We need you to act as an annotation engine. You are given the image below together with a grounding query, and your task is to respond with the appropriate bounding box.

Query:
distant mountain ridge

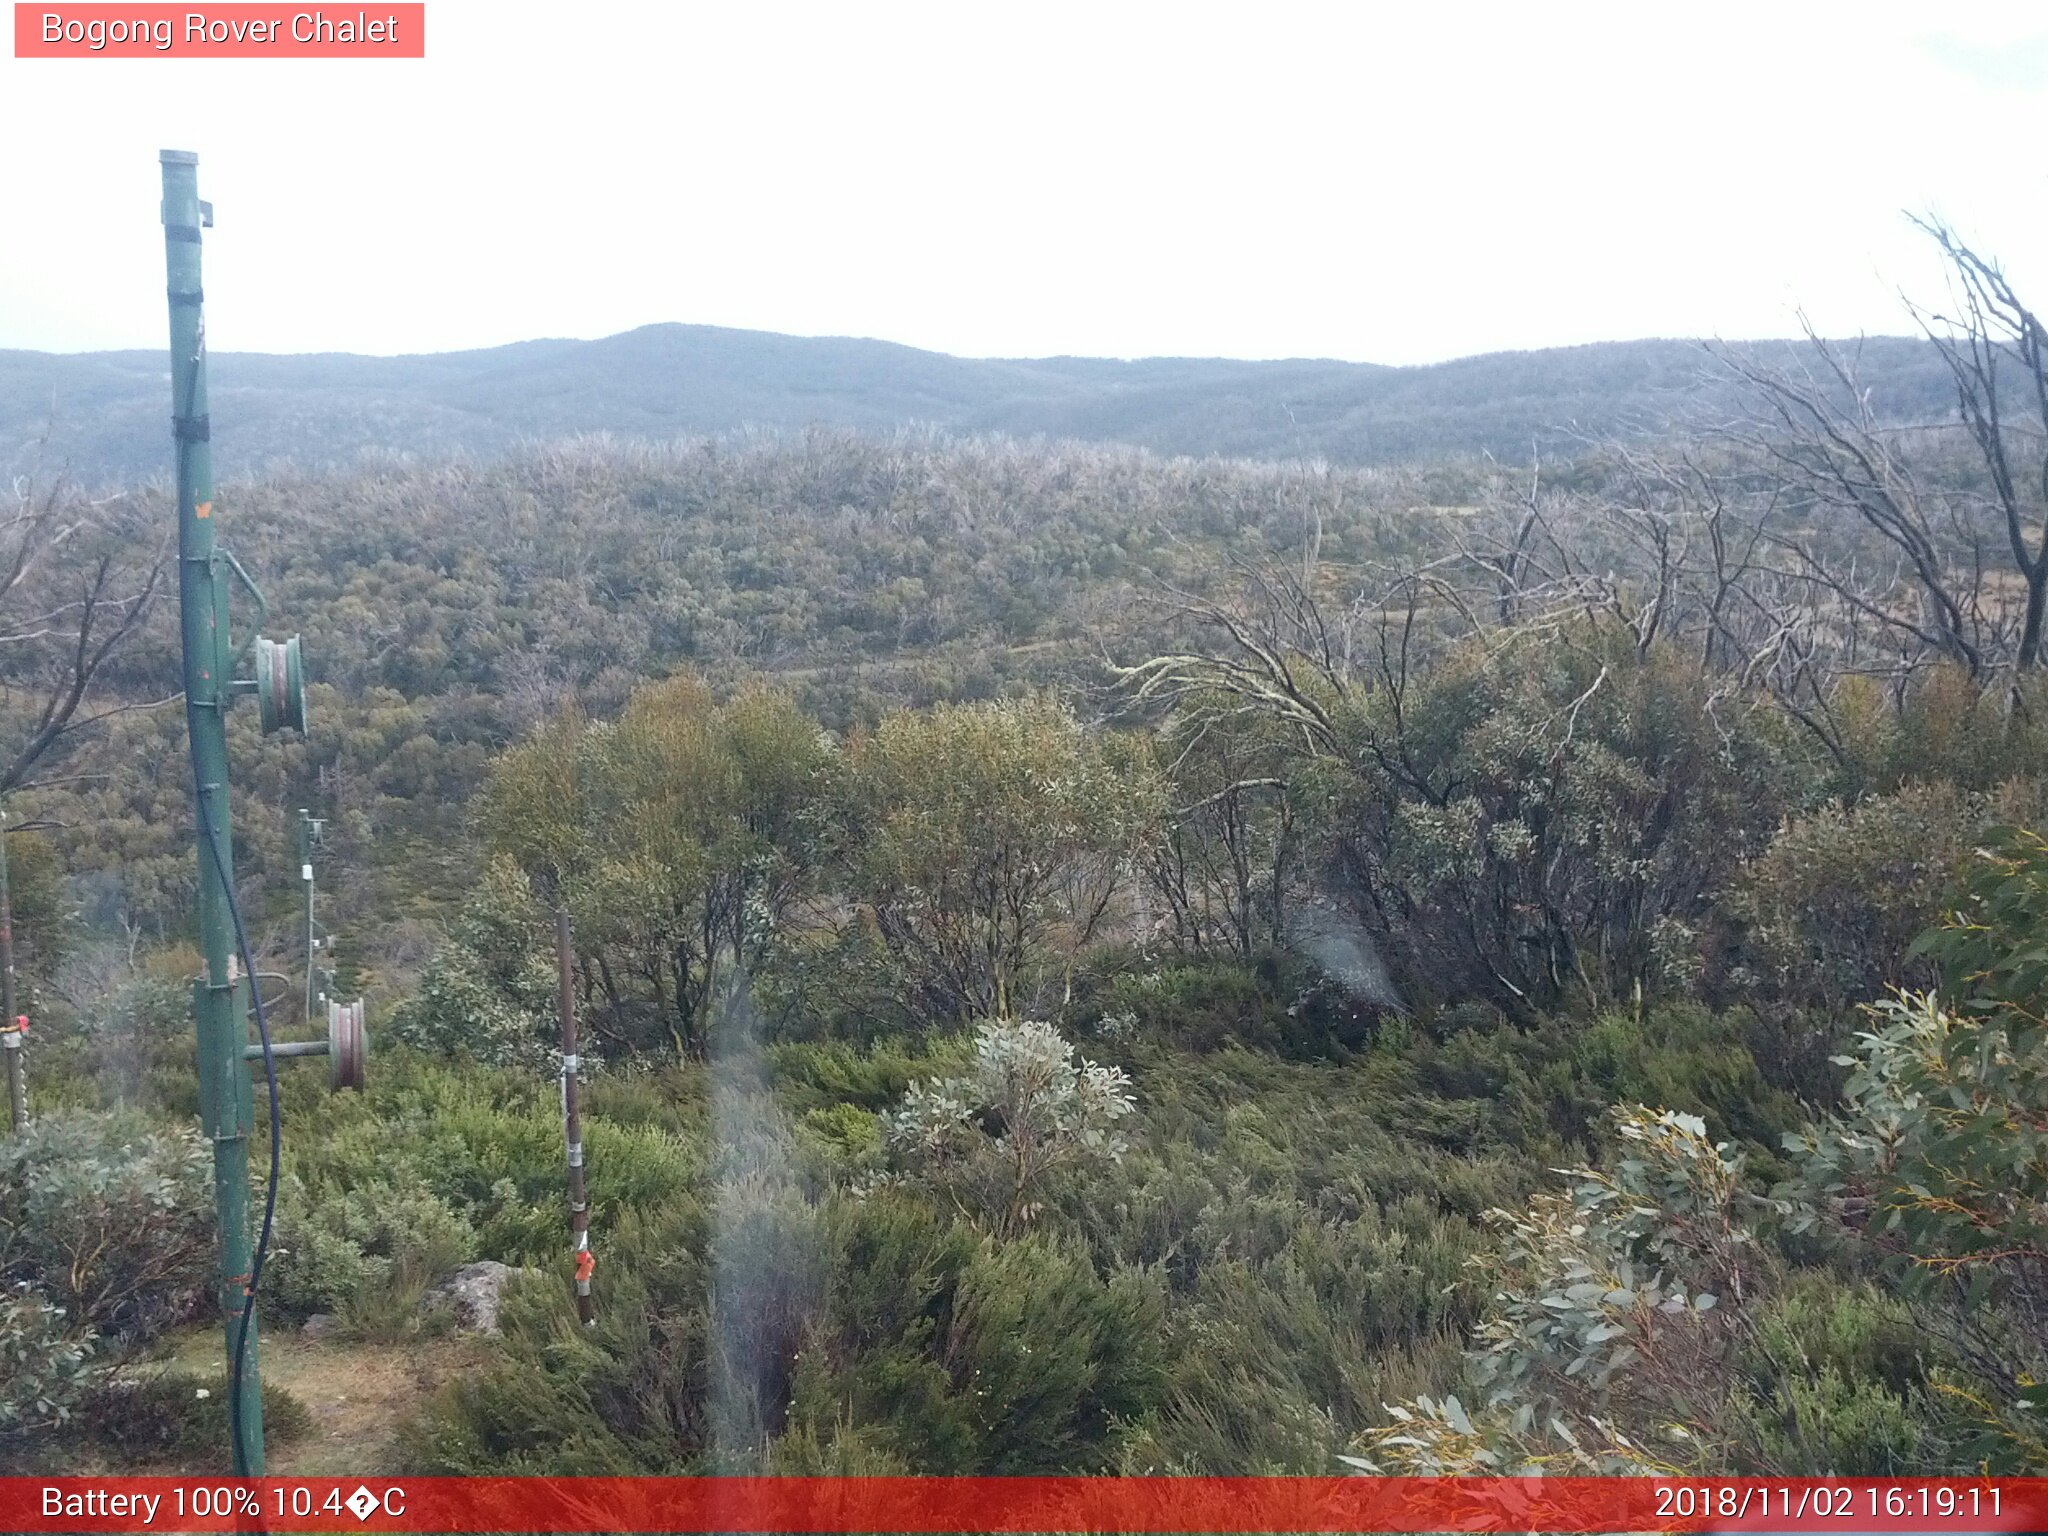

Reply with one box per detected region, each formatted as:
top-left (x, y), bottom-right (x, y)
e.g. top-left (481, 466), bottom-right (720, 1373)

top-left (0, 323), bottom-right (1958, 485)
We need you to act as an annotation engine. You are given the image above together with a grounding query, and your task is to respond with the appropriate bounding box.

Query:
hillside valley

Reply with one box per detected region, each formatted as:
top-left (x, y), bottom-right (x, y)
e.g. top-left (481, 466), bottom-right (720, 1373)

top-left (1, 324), bottom-right (1960, 484)
top-left (7, 280), bottom-right (2048, 1491)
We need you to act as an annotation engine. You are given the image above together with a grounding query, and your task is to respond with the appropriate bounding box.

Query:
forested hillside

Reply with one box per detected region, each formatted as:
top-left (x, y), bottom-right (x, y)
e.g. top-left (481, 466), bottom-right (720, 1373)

top-left (1, 326), bottom-right (1962, 485)
top-left (10, 226), bottom-right (2048, 1481)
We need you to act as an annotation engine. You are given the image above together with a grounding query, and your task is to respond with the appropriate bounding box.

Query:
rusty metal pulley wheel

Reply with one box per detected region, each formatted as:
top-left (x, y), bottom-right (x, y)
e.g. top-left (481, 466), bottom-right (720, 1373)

top-left (327, 997), bottom-right (366, 1091)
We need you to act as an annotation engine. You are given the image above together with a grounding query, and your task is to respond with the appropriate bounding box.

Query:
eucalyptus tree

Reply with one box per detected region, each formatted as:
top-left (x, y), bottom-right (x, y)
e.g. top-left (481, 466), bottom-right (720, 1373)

top-left (841, 695), bottom-right (1163, 1024)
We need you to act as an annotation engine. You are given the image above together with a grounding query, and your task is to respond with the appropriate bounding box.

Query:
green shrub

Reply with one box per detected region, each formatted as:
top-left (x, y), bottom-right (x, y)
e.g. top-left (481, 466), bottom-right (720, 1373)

top-left (1738, 1368), bottom-right (1926, 1475)
top-left (841, 696), bottom-right (1163, 1023)
top-left (940, 1233), bottom-right (1163, 1471)
top-left (1723, 1273), bottom-right (1951, 1475)
top-left (0, 1287), bottom-right (92, 1439)
top-left (1723, 780), bottom-right (2044, 1010)
top-left (79, 1371), bottom-right (312, 1462)
top-left (1777, 829), bottom-right (2048, 1468)
top-left (882, 1020), bottom-right (1135, 1239)
top-left (1353, 1106), bottom-right (1768, 1475)
top-left (751, 923), bottom-right (902, 1045)
top-left (273, 1051), bottom-right (698, 1267)
top-left (763, 1035), bottom-right (971, 1117)
top-left (1536, 1004), bottom-right (1806, 1161)
top-left (1137, 1205), bottom-right (1476, 1472)
top-left (387, 856), bottom-right (557, 1069)
top-left (1082, 952), bottom-right (1378, 1062)
top-left (1320, 630), bottom-right (1815, 1018)
top-left (578, 1063), bottom-right (708, 1136)
top-left (793, 1193), bottom-right (1164, 1473)
top-left (268, 1169), bottom-right (477, 1332)
top-left (19, 978), bottom-right (197, 1120)
top-left (420, 1182), bottom-right (1167, 1476)
top-left (0, 1109), bottom-right (212, 1343)
top-left (793, 1102), bottom-right (885, 1189)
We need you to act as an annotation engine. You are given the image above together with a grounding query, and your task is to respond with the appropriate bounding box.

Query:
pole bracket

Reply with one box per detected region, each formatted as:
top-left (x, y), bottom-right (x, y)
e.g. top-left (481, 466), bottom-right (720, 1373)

top-left (215, 547), bottom-right (268, 671)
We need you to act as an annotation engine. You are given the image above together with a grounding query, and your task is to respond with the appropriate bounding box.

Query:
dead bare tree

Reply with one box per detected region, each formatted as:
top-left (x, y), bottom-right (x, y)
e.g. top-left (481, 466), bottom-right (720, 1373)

top-left (0, 451), bottom-right (172, 797)
top-left (1711, 321), bottom-right (1991, 681)
top-left (1699, 219), bottom-right (2048, 697)
top-left (1905, 215), bottom-right (2048, 669)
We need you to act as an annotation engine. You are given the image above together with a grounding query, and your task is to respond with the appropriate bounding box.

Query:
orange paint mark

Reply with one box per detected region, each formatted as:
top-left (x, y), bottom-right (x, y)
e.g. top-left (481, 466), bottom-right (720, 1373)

top-left (195, 501), bottom-right (212, 518)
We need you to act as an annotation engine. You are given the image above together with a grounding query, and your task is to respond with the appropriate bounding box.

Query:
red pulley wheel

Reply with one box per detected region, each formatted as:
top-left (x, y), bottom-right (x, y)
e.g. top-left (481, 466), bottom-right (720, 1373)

top-left (328, 998), bottom-right (366, 1091)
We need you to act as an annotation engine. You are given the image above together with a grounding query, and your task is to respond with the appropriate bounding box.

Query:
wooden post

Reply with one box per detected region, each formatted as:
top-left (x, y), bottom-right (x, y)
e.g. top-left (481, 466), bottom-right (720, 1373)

top-left (556, 905), bottom-right (594, 1325)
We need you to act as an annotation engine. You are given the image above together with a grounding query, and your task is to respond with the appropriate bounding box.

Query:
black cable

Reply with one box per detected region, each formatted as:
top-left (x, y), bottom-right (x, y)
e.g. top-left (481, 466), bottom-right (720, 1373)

top-left (196, 791), bottom-right (281, 1479)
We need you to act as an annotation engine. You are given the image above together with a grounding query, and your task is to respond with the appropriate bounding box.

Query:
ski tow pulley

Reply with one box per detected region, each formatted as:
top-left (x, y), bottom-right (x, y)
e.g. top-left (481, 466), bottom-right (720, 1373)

top-left (241, 996), bottom-right (367, 1092)
top-left (255, 634), bottom-right (307, 736)
top-left (328, 998), bottom-right (367, 1091)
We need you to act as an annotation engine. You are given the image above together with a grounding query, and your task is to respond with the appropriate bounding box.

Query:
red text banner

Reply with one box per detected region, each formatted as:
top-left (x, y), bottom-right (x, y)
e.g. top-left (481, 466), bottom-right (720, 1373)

top-left (2, 1476), bottom-right (2044, 1533)
top-left (14, 4), bottom-right (424, 57)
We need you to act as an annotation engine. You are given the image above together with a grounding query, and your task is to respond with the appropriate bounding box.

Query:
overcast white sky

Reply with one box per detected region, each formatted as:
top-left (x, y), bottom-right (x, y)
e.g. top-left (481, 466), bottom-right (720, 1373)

top-left (1, 2), bottom-right (2042, 365)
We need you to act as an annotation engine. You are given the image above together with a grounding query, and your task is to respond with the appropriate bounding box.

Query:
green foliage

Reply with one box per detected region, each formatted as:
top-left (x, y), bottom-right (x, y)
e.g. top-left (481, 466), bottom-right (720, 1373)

top-left (1725, 780), bottom-right (2044, 1010)
top-left (1915, 824), bottom-right (2048, 1018)
top-left (78, 1371), bottom-right (312, 1463)
top-left (1052, 1046), bottom-right (1522, 1471)
top-left (1788, 830), bottom-right (2048, 1294)
top-left (1771, 830), bottom-right (2048, 1467)
top-left (420, 1182), bottom-right (1164, 1476)
top-left (26, 976), bottom-right (196, 1119)
top-left (1532, 1004), bottom-right (1807, 1161)
top-left (403, 1022), bottom-right (1615, 1477)
top-left (275, 1049), bottom-right (699, 1269)
top-left (1787, 987), bottom-right (2048, 1283)
top-left (477, 676), bottom-right (836, 1059)
top-left (1083, 952), bottom-right (1375, 1062)
top-left (1357, 828), bottom-right (2048, 1479)
top-left (763, 1035), bottom-right (972, 1118)
top-left (791, 1194), bottom-right (1165, 1474)
top-left (1469, 1109), bottom-right (1754, 1413)
top-left (1136, 1203), bottom-right (1470, 1472)
top-left (0, 1109), bottom-right (212, 1344)
top-left (882, 1020), bottom-right (1136, 1238)
top-left (1353, 1108), bottom-right (1768, 1474)
top-left (747, 921), bottom-right (902, 1045)
top-left (1842, 666), bottom-right (2048, 796)
top-left (844, 696), bottom-right (1163, 1023)
top-left (0, 1288), bottom-right (92, 1438)
top-left (2, 829), bottom-right (70, 983)
top-left (27, 365), bottom-right (2048, 1484)
top-left (1727, 1273), bottom-right (1941, 1475)
top-left (268, 1169), bottom-right (478, 1334)
top-left (1325, 628), bottom-right (1810, 1017)
top-left (1348, 1106), bottom-right (1968, 1476)
top-left (388, 854), bottom-right (557, 1069)
top-left (798, 1101), bottom-right (885, 1162)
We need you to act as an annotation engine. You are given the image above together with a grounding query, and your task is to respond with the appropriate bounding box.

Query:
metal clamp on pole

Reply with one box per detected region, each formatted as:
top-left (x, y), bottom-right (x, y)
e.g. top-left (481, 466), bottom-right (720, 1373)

top-left (1, 1015), bottom-right (26, 1134)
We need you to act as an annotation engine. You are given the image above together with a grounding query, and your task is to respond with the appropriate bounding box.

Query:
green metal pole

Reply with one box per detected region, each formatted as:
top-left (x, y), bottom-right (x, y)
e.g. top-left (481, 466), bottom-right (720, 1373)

top-left (300, 809), bottom-right (315, 1024)
top-left (161, 148), bottom-right (264, 1476)
top-left (0, 807), bottom-right (22, 1134)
